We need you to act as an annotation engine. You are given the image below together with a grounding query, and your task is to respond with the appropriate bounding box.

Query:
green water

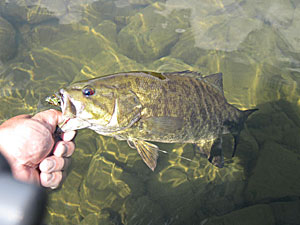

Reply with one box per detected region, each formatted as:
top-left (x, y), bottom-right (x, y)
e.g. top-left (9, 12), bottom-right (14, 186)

top-left (0, 0), bottom-right (300, 224)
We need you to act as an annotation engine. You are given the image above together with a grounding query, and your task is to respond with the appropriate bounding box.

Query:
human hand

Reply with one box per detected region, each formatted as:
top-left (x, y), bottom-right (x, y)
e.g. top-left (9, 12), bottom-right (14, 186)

top-left (0, 109), bottom-right (76, 189)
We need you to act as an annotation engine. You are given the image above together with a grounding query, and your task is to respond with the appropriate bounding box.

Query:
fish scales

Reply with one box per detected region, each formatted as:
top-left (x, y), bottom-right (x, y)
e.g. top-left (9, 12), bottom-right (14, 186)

top-left (53, 71), bottom-right (257, 170)
top-left (131, 75), bottom-right (209, 142)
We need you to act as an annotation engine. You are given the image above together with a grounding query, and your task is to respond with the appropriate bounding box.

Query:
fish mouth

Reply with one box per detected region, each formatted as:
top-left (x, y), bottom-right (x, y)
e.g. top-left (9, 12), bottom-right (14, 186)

top-left (58, 89), bottom-right (91, 132)
top-left (58, 89), bottom-right (78, 130)
top-left (59, 89), bottom-right (77, 118)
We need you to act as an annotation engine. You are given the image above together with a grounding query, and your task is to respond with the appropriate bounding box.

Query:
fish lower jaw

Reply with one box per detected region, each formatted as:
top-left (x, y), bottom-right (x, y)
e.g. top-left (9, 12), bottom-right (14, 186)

top-left (90, 127), bottom-right (116, 136)
top-left (59, 117), bottom-right (91, 132)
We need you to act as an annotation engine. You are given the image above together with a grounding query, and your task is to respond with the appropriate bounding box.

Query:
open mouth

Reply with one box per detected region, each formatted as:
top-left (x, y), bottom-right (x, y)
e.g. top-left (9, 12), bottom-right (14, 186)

top-left (57, 89), bottom-right (91, 132)
top-left (59, 89), bottom-right (67, 114)
top-left (59, 89), bottom-right (76, 132)
top-left (59, 89), bottom-right (77, 117)
top-left (58, 89), bottom-right (78, 130)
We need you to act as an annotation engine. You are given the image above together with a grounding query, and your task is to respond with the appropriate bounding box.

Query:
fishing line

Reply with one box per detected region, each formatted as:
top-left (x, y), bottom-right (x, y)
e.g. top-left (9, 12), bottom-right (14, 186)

top-left (156, 148), bottom-right (199, 164)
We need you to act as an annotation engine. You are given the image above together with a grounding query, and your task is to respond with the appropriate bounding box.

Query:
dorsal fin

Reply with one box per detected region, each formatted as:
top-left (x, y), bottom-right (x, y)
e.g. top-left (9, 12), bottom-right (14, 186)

top-left (166, 70), bottom-right (203, 79)
top-left (143, 71), bottom-right (167, 80)
top-left (203, 73), bottom-right (223, 94)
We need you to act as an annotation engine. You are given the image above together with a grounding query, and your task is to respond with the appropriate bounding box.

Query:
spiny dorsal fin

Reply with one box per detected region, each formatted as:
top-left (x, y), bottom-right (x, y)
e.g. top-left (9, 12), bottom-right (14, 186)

top-left (166, 70), bottom-right (203, 79)
top-left (144, 71), bottom-right (167, 80)
top-left (203, 73), bottom-right (224, 94)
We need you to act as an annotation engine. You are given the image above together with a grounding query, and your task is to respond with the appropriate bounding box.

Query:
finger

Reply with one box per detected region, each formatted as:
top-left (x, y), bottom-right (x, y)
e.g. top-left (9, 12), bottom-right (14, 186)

top-left (10, 114), bottom-right (32, 120)
top-left (0, 114), bottom-right (32, 127)
top-left (60, 130), bottom-right (76, 142)
top-left (32, 109), bottom-right (62, 133)
top-left (53, 141), bottom-right (75, 157)
top-left (39, 156), bottom-right (71, 173)
top-left (40, 171), bottom-right (63, 189)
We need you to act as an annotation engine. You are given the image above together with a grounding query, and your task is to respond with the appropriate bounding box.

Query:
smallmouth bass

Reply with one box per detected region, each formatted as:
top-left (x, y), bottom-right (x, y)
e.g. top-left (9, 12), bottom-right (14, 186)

top-left (50, 71), bottom-right (257, 170)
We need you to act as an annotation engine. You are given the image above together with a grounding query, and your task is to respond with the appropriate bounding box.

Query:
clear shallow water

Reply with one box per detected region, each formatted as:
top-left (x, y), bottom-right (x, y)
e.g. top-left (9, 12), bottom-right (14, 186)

top-left (0, 0), bottom-right (300, 224)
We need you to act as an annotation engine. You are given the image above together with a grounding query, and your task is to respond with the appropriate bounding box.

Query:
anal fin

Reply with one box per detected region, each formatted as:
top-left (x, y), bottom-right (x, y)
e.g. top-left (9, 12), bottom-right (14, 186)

top-left (127, 140), bottom-right (159, 171)
top-left (208, 138), bottom-right (224, 168)
top-left (195, 137), bottom-right (224, 168)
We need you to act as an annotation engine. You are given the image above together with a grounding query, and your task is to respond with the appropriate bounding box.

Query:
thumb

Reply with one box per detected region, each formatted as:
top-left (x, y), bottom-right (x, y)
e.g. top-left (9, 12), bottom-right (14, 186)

top-left (32, 109), bottom-right (63, 133)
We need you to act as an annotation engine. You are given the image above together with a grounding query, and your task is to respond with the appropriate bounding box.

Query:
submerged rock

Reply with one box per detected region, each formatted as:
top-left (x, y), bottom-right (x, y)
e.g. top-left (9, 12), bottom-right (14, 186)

top-left (270, 200), bottom-right (300, 225)
top-left (203, 200), bottom-right (300, 225)
top-left (78, 137), bottom-right (145, 218)
top-left (203, 204), bottom-right (275, 225)
top-left (79, 211), bottom-right (118, 225)
top-left (245, 141), bottom-right (300, 202)
top-left (147, 167), bottom-right (197, 225)
top-left (1, 1), bottom-right (299, 225)
top-left (128, 0), bottom-right (164, 7)
top-left (276, 5), bottom-right (300, 53)
top-left (79, 153), bottom-right (130, 216)
top-left (0, 17), bottom-right (16, 62)
top-left (149, 56), bottom-right (198, 72)
top-left (145, 143), bottom-right (247, 224)
top-left (0, 1), bottom-right (56, 24)
top-left (121, 196), bottom-right (165, 225)
top-left (243, 0), bottom-right (295, 28)
top-left (45, 170), bottom-right (82, 225)
top-left (78, 50), bottom-right (146, 80)
top-left (45, 129), bottom-right (99, 225)
top-left (117, 3), bottom-right (190, 62)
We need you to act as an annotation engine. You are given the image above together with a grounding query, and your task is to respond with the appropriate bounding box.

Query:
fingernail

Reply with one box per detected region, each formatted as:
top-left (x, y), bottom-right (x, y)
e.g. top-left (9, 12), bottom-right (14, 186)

top-left (50, 184), bottom-right (59, 189)
top-left (40, 159), bottom-right (55, 172)
top-left (45, 173), bottom-right (53, 182)
top-left (62, 131), bottom-right (76, 142)
top-left (63, 144), bottom-right (68, 157)
top-left (61, 143), bottom-right (68, 157)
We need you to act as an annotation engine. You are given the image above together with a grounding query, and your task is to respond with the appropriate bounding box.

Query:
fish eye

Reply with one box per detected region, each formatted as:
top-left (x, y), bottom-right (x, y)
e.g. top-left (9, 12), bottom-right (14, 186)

top-left (82, 86), bottom-right (95, 97)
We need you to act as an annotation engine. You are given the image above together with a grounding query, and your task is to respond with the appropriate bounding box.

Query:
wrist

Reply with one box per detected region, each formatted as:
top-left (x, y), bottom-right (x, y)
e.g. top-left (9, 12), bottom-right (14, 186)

top-left (0, 123), bottom-right (18, 168)
top-left (0, 125), bottom-right (10, 166)
top-left (0, 124), bottom-right (5, 154)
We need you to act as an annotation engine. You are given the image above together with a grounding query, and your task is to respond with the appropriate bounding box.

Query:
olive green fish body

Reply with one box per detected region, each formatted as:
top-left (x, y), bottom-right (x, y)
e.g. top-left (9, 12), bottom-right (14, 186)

top-left (56, 71), bottom-right (257, 170)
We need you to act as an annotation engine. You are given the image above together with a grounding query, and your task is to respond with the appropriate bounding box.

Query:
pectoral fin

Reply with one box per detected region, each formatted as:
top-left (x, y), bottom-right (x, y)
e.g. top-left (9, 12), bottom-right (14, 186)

top-left (141, 116), bottom-right (184, 133)
top-left (127, 140), bottom-right (159, 171)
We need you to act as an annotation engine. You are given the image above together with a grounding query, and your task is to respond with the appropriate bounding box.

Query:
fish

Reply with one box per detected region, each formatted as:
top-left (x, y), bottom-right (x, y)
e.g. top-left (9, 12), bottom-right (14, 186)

top-left (51, 71), bottom-right (257, 171)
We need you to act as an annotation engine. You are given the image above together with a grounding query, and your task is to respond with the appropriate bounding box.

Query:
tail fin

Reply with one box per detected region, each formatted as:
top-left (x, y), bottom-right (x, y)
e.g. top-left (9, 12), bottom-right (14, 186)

top-left (231, 108), bottom-right (258, 157)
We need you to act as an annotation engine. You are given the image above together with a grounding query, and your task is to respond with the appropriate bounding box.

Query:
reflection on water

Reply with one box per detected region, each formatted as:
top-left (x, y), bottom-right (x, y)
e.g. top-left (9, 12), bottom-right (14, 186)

top-left (0, 0), bottom-right (300, 224)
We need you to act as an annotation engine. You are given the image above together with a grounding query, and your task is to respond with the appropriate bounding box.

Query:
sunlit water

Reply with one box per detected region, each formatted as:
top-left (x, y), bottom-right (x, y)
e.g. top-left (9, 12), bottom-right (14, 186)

top-left (0, 0), bottom-right (300, 224)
